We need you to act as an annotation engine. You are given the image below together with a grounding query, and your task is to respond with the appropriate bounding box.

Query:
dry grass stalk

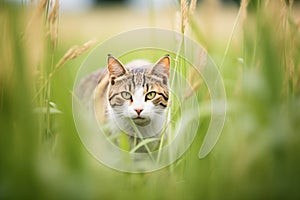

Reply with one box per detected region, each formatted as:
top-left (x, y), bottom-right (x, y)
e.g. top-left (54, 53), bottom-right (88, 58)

top-left (189, 0), bottom-right (197, 16)
top-left (185, 52), bottom-right (207, 100)
top-left (240, 0), bottom-right (248, 25)
top-left (48, 0), bottom-right (59, 24)
top-left (280, 0), bottom-right (287, 19)
top-left (22, 1), bottom-right (51, 83)
top-left (176, 0), bottom-right (197, 35)
top-left (50, 39), bottom-right (97, 77)
top-left (34, 39), bottom-right (97, 101)
top-left (188, 49), bottom-right (207, 82)
top-left (51, 46), bottom-right (78, 76)
top-left (48, 0), bottom-right (59, 47)
top-left (180, 0), bottom-right (188, 34)
top-left (38, 0), bottom-right (48, 16)
top-left (24, 0), bottom-right (47, 36)
top-left (70, 39), bottom-right (97, 59)
top-left (184, 79), bottom-right (202, 100)
top-left (289, 0), bottom-right (294, 9)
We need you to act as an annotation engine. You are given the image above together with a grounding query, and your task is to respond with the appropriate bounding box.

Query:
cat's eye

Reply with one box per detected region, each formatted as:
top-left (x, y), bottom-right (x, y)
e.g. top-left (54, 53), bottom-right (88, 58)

top-left (120, 91), bottom-right (132, 100)
top-left (145, 91), bottom-right (156, 100)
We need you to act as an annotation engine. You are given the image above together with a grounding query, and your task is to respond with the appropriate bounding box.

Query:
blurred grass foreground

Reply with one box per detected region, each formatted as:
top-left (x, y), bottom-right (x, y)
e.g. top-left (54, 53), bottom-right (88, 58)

top-left (1, 0), bottom-right (300, 199)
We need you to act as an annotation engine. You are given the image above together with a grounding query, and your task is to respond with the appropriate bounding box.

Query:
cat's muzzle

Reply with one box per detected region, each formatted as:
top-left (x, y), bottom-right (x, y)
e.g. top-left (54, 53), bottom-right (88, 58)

top-left (132, 116), bottom-right (150, 126)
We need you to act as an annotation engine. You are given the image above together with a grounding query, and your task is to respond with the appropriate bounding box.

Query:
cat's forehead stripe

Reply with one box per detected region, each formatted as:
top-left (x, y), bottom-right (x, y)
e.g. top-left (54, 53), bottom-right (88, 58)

top-left (131, 74), bottom-right (136, 88)
top-left (113, 68), bottom-right (166, 87)
top-left (142, 73), bottom-right (146, 87)
top-left (133, 71), bottom-right (144, 86)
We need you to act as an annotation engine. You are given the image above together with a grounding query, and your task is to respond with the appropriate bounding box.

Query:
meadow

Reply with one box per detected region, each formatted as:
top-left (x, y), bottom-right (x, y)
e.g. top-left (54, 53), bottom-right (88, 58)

top-left (1, 0), bottom-right (300, 199)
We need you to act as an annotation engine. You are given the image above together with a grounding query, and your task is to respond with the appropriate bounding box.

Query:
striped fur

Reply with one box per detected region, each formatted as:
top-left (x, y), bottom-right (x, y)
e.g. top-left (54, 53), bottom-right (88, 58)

top-left (108, 65), bottom-right (169, 109)
top-left (76, 55), bottom-right (170, 150)
top-left (105, 55), bottom-right (170, 138)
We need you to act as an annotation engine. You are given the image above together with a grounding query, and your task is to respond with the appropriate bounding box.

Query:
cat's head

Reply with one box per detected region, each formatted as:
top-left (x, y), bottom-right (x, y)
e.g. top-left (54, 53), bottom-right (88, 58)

top-left (106, 55), bottom-right (170, 137)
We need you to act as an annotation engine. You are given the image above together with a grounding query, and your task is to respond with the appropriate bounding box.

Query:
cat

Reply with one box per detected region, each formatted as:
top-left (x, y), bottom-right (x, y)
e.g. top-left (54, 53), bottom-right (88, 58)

top-left (75, 54), bottom-right (170, 152)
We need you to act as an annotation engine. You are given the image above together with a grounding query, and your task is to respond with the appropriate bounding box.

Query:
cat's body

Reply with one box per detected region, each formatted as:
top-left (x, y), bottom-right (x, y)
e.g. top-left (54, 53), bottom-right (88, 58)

top-left (76, 55), bottom-right (170, 151)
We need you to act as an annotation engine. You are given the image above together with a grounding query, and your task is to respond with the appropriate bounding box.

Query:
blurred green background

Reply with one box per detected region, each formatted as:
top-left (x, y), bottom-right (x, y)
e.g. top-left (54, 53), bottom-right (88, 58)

top-left (1, 0), bottom-right (300, 199)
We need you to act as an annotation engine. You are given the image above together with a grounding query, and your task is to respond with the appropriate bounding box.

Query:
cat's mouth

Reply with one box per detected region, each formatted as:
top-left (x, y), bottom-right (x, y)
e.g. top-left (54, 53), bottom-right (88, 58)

top-left (132, 116), bottom-right (150, 126)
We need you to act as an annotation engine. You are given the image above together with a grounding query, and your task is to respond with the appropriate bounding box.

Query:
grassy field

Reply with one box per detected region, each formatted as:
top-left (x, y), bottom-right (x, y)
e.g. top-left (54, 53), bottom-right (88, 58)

top-left (1, 0), bottom-right (300, 199)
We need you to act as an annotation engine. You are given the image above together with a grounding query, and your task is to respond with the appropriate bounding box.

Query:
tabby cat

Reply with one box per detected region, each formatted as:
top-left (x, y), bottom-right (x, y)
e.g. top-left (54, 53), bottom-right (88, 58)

top-left (76, 55), bottom-right (170, 150)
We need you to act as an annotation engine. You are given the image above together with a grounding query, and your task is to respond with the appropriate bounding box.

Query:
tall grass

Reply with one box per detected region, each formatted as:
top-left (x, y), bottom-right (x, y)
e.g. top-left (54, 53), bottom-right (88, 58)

top-left (0, 0), bottom-right (300, 199)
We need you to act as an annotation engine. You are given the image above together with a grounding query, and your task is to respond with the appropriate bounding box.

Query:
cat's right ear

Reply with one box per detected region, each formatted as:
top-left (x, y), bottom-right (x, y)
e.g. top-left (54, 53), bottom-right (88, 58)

top-left (107, 54), bottom-right (128, 78)
top-left (150, 55), bottom-right (170, 78)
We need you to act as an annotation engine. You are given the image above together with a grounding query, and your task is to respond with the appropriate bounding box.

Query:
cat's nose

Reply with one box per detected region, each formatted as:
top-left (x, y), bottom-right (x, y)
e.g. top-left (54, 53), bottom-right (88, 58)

top-left (134, 108), bottom-right (144, 115)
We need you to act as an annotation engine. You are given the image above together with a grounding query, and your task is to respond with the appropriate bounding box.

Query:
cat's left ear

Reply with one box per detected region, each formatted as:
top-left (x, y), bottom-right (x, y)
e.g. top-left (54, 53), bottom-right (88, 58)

top-left (107, 54), bottom-right (128, 77)
top-left (150, 55), bottom-right (170, 78)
